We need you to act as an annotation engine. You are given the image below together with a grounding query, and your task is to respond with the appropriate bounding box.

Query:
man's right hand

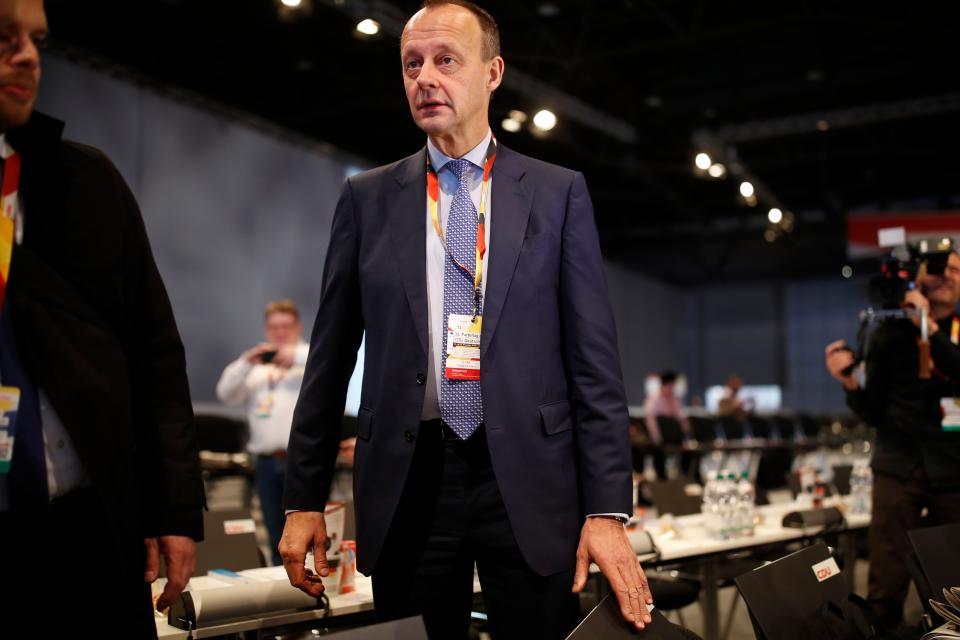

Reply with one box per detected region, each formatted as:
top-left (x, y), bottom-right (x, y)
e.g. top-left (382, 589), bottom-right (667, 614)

top-left (280, 511), bottom-right (330, 598)
top-left (243, 342), bottom-right (277, 364)
top-left (825, 340), bottom-right (859, 390)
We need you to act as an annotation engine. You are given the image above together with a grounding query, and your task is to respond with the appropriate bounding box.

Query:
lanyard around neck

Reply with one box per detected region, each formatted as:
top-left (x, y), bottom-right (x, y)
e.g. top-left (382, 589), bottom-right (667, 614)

top-left (426, 137), bottom-right (496, 319)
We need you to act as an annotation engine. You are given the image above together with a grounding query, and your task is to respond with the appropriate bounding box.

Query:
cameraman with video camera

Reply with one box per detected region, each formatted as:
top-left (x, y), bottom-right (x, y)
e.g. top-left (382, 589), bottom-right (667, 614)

top-left (826, 244), bottom-right (960, 630)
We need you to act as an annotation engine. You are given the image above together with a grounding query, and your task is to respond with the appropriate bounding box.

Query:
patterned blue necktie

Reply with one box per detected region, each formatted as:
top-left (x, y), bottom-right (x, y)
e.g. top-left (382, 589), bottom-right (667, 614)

top-left (0, 302), bottom-right (48, 512)
top-left (440, 159), bottom-right (483, 439)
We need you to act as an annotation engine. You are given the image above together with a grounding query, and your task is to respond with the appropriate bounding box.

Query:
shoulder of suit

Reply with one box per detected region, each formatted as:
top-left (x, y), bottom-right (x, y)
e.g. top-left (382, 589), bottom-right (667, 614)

top-left (59, 140), bottom-right (116, 170)
top-left (496, 144), bottom-right (581, 183)
top-left (346, 149), bottom-right (423, 187)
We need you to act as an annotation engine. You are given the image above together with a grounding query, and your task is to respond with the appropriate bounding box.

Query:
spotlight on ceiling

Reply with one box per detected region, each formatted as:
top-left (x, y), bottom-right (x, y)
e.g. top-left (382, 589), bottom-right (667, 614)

top-left (281, 0), bottom-right (302, 7)
top-left (532, 109), bottom-right (557, 131)
top-left (707, 163), bottom-right (726, 178)
top-left (695, 153), bottom-right (712, 171)
top-left (356, 18), bottom-right (380, 35)
top-left (501, 117), bottom-right (521, 133)
top-left (739, 181), bottom-right (755, 198)
top-left (767, 208), bottom-right (783, 224)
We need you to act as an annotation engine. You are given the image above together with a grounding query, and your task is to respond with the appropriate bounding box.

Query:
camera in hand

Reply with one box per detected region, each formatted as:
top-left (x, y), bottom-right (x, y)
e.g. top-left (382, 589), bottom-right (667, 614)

top-left (868, 236), bottom-right (954, 309)
top-left (842, 233), bottom-right (955, 377)
top-left (260, 350), bottom-right (278, 363)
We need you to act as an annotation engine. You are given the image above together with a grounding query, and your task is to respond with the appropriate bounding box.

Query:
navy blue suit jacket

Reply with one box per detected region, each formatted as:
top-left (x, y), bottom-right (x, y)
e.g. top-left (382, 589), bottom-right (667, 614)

top-left (285, 143), bottom-right (632, 576)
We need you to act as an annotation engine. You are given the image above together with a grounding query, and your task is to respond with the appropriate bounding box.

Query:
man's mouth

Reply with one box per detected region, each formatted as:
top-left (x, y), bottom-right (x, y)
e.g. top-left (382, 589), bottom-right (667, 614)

top-left (419, 100), bottom-right (447, 111)
top-left (0, 84), bottom-right (35, 100)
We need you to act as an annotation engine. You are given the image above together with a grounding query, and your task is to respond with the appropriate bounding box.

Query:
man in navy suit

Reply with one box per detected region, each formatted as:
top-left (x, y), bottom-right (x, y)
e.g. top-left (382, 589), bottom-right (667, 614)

top-left (280, 1), bottom-right (652, 637)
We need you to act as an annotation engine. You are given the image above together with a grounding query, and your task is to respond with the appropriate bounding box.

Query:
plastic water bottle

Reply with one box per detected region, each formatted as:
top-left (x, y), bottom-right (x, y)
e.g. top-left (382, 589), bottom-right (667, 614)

top-left (848, 460), bottom-right (873, 515)
top-left (736, 471), bottom-right (756, 536)
top-left (702, 473), bottom-right (722, 538)
top-left (718, 473), bottom-right (738, 539)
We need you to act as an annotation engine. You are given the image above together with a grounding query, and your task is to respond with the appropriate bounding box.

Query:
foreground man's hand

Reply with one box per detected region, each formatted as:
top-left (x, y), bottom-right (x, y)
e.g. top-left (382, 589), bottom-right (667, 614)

top-left (280, 511), bottom-right (329, 598)
top-left (145, 535), bottom-right (196, 611)
top-left (572, 516), bottom-right (653, 630)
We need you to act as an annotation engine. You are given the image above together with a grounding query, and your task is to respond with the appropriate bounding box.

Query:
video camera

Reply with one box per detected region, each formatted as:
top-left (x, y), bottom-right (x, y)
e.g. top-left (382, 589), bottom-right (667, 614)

top-left (842, 231), bottom-right (955, 377)
top-left (868, 234), bottom-right (955, 309)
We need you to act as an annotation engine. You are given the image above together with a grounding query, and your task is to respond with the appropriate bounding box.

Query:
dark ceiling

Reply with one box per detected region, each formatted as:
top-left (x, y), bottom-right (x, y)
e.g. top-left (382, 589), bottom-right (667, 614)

top-left (44, 0), bottom-right (960, 284)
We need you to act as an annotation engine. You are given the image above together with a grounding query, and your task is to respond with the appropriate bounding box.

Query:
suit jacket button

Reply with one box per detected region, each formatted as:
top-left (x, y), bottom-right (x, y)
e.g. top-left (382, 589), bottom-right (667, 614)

top-left (404, 430), bottom-right (415, 443)
top-left (416, 373), bottom-right (426, 385)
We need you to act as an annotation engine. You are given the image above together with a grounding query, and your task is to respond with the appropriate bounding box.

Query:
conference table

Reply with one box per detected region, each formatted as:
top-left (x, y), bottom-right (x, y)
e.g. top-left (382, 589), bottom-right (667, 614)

top-left (156, 497), bottom-right (869, 639)
top-left (627, 496), bottom-right (870, 640)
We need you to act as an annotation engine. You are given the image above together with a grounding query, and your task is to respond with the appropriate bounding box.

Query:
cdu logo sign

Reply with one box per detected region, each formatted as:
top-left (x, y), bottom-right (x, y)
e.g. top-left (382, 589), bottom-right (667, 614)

top-left (811, 557), bottom-right (841, 583)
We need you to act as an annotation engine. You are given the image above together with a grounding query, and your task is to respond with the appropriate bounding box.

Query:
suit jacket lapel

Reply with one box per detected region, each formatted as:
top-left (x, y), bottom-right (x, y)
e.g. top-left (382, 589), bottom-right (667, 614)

top-left (482, 144), bottom-right (531, 357)
top-left (388, 149), bottom-right (429, 356)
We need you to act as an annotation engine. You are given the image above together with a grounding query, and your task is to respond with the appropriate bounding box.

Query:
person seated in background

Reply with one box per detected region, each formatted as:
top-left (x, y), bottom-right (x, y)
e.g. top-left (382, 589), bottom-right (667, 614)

top-left (643, 370), bottom-right (692, 479)
top-left (718, 372), bottom-right (755, 419)
top-left (216, 299), bottom-right (308, 565)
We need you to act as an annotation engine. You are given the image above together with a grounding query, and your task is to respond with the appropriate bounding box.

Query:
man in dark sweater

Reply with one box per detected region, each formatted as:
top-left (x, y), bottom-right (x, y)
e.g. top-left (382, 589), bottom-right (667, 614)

top-left (0, 1), bottom-right (204, 636)
top-left (826, 250), bottom-right (960, 629)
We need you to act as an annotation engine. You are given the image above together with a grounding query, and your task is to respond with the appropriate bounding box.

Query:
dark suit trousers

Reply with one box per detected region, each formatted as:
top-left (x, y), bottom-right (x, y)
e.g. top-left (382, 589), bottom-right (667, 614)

top-left (372, 420), bottom-right (579, 640)
top-left (0, 487), bottom-right (157, 638)
top-left (868, 468), bottom-right (960, 628)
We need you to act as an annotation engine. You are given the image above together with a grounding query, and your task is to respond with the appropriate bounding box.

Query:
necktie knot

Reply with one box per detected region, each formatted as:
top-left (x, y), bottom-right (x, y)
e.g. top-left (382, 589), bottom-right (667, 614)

top-left (446, 158), bottom-right (472, 183)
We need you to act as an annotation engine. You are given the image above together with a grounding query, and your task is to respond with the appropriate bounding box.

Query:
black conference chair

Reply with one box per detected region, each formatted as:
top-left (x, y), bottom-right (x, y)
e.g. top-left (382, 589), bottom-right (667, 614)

top-left (908, 522), bottom-right (960, 628)
top-left (689, 416), bottom-right (721, 445)
top-left (717, 416), bottom-right (745, 441)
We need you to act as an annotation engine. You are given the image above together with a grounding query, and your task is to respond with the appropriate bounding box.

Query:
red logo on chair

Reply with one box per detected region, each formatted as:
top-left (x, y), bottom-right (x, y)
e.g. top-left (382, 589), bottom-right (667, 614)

top-left (811, 557), bottom-right (841, 582)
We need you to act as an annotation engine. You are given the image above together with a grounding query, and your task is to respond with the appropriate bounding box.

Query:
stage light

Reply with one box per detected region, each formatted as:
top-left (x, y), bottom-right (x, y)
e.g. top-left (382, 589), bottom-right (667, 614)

top-left (532, 109), bottom-right (557, 131)
top-left (356, 18), bottom-right (380, 35)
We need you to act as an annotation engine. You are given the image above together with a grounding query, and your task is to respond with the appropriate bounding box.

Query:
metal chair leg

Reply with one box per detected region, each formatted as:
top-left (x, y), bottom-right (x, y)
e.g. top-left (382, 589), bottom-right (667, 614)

top-left (721, 588), bottom-right (740, 640)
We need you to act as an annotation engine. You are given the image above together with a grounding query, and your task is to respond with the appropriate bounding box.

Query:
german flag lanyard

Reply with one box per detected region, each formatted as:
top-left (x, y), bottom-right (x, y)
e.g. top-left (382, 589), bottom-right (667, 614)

top-left (426, 137), bottom-right (496, 322)
top-left (0, 145), bottom-right (21, 471)
top-left (0, 146), bottom-right (21, 314)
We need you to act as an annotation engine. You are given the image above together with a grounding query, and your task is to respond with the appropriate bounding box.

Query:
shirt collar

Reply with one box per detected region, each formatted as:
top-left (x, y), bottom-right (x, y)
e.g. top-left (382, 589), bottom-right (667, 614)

top-left (426, 130), bottom-right (492, 174)
top-left (0, 134), bottom-right (14, 159)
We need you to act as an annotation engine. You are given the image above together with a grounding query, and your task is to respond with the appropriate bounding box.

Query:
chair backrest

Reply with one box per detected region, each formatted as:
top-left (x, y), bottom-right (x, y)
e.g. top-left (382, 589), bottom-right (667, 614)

top-left (325, 616), bottom-right (428, 639)
top-left (194, 412), bottom-right (248, 453)
top-left (648, 480), bottom-right (702, 517)
top-left (717, 416), bottom-right (744, 440)
top-left (747, 416), bottom-right (771, 439)
top-left (689, 416), bottom-right (719, 444)
top-left (656, 416), bottom-right (686, 445)
top-left (736, 542), bottom-right (850, 640)
top-left (796, 413), bottom-right (822, 439)
top-left (566, 593), bottom-right (686, 640)
top-left (908, 522), bottom-right (960, 625)
top-left (192, 508), bottom-right (265, 574)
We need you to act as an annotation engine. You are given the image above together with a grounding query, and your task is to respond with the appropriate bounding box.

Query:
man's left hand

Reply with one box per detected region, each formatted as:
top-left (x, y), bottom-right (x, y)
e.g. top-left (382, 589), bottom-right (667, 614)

top-left (144, 535), bottom-right (197, 611)
top-left (904, 290), bottom-right (940, 334)
top-left (572, 516), bottom-right (653, 630)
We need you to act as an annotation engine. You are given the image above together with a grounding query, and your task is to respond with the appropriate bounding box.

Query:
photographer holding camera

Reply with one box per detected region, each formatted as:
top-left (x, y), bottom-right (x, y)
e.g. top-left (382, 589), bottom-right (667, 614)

top-left (217, 299), bottom-right (309, 565)
top-left (826, 248), bottom-right (960, 630)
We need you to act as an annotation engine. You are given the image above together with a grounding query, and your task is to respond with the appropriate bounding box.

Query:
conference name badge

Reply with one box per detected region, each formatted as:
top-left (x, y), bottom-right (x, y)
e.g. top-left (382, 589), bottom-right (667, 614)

top-left (0, 386), bottom-right (21, 474)
top-left (445, 314), bottom-right (481, 381)
top-left (941, 398), bottom-right (960, 432)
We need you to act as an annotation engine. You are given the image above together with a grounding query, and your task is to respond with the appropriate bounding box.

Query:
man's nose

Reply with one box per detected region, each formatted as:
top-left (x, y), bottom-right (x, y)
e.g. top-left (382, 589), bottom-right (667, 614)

top-left (417, 61), bottom-right (439, 89)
